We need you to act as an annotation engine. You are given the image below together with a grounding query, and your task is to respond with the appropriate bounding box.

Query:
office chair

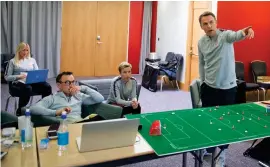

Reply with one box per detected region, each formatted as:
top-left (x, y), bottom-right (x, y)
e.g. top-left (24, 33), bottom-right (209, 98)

top-left (159, 52), bottom-right (183, 91)
top-left (189, 79), bottom-right (202, 109)
top-left (235, 61), bottom-right (263, 101)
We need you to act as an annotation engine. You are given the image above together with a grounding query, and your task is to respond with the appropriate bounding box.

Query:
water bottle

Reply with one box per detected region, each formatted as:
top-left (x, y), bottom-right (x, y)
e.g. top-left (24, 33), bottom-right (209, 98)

top-left (58, 111), bottom-right (69, 151)
top-left (21, 128), bottom-right (26, 149)
top-left (24, 109), bottom-right (33, 148)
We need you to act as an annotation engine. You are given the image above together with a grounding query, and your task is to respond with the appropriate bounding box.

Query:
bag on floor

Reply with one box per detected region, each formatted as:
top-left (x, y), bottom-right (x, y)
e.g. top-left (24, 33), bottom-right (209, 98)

top-left (142, 64), bottom-right (159, 92)
top-left (243, 137), bottom-right (270, 163)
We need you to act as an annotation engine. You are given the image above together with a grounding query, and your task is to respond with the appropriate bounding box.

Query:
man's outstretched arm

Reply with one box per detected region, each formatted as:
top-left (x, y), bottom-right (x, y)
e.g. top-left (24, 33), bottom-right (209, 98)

top-left (226, 26), bottom-right (254, 43)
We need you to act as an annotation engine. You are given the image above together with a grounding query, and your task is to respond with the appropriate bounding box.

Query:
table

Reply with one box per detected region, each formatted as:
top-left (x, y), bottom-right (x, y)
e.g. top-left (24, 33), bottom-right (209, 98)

top-left (257, 76), bottom-right (270, 82)
top-left (127, 102), bottom-right (270, 166)
top-left (5, 102), bottom-right (268, 167)
top-left (36, 123), bottom-right (154, 167)
top-left (257, 76), bottom-right (270, 100)
top-left (1, 129), bottom-right (38, 167)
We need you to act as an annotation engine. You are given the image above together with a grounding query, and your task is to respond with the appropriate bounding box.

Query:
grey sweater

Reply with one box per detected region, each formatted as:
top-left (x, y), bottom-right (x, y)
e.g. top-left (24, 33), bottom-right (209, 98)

top-left (5, 57), bottom-right (38, 82)
top-left (198, 29), bottom-right (245, 89)
top-left (107, 76), bottom-right (138, 106)
top-left (30, 85), bottom-right (104, 123)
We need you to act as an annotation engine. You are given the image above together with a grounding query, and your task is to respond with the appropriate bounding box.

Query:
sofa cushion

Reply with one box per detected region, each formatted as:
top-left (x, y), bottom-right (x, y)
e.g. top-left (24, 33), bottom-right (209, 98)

top-left (79, 78), bottom-right (142, 100)
top-left (79, 79), bottom-right (113, 99)
top-left (21, 102), bottom-right (122, 127)
top-left (1, 111), bottom-right (18, 129)
top-left (81, 103), bottom-right (122, 120)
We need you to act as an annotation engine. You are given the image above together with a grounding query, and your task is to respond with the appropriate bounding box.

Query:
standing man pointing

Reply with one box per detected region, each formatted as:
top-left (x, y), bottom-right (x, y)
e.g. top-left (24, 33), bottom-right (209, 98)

top-left (198, 11), bottom-right (254, 167)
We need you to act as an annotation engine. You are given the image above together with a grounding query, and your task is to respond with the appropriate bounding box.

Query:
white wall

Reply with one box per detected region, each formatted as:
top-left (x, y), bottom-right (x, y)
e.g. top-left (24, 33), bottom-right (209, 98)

top-left (0, 2), bottom-right (2, 54)
top-left (155, 1), bottom-right (218, 83)
top-left (155, 1), bottom-right (189, 82)
top-left (212, 0), bottom-right (218, 19)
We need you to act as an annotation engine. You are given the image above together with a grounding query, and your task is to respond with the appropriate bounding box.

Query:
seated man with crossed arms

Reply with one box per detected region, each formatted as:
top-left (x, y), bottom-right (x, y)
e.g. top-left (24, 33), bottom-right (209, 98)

top-left (30, 71), bottom-right (105, 124)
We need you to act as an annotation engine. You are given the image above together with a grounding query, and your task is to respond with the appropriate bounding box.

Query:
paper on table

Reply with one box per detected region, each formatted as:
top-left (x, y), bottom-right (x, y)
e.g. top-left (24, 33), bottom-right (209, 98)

top-left (74, 114), bottom-right (98, 123)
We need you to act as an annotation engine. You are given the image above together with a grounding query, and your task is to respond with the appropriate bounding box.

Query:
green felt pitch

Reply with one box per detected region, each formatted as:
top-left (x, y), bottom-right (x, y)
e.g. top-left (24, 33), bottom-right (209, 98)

top-left (126, 103), bottom-right (270, 156)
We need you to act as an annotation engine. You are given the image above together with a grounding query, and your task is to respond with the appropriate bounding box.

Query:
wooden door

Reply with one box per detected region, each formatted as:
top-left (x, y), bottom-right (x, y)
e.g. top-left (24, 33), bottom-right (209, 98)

top-left (61, 2), bottom-right (97, 76)
top-left (184, 1), bottom-right (212, 90)
top-left (94, 2), bottom-right (129, 76)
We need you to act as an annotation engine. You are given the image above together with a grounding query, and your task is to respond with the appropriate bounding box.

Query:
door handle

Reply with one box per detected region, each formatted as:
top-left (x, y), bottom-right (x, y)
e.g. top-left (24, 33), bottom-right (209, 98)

top-left (190, 53), bottom-right (198, 56)
top-left (189, 46), bottom-right (198, 56)
top-left (97, 42), bottom-right (103, 44)
top-left (189, 49), bottom-right (198, 56)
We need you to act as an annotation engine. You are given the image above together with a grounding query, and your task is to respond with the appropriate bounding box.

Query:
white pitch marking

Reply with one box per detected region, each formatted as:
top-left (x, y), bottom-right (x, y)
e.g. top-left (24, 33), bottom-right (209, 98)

top-left (175, 115), bottom-right (214, 142)
top-left (140, 104), bottom-right (268, 151)
top-left (165, 119), bottom-right (190, 139)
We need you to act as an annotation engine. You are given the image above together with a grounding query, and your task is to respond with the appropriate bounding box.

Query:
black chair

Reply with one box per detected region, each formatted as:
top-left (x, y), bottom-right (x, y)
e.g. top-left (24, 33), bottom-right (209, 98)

top-left (250, 60), bottom-right (267, 83)
top-left (5, 58), bottom-right (44, 113)
top-left (5, 82), bottom-right (41, 114)
top-left (235, 79), bottom-right (247, 104)
top-left (235, 61), bottom-right (262, 101)
top-left (251, 60), bottom-right (269, 97)
top-left (1, 53), bottom-right (15, 83)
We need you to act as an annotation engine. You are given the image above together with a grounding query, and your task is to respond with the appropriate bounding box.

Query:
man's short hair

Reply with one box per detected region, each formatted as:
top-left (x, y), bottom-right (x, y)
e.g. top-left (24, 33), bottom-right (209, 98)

top-left (199, 11), bottom-right (216, 25)
top-left (56, 71), bottom-right (73, 83)
top-left (118, 62), bottom-right (132, 73)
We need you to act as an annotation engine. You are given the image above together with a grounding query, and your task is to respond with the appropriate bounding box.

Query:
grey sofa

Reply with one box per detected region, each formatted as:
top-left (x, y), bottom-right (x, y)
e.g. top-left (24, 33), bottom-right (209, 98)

top-left (1, 111), bottom-right (18, 129)
top-left (79, 79), bottom-right (114, 99)
top-left (79, 78), bottom-right (142, 100)
top-left (21, 78), bottom-right (126, 127)
top-left (22, 102), bottom-right (122, 127)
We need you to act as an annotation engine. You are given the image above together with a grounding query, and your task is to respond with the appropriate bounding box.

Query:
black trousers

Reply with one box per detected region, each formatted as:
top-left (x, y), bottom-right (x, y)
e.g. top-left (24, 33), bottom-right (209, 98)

top-left (11, 82), bottom-right (52, 114)
top-left (200, 82), bottom-right (237, 153)
top-left (121, 105), bottom-right (141, 117)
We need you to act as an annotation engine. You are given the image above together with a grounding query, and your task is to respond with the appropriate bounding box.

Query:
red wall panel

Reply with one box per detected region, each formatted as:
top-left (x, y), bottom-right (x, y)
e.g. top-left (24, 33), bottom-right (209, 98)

top-left (217, 1), bottom-right (270, 81)
top-left (128, 2), bottom-right (144, 74)
top-left (128, 2), bottom-right (158, 74)
top-left (151, 1), bottom-right (158, 52)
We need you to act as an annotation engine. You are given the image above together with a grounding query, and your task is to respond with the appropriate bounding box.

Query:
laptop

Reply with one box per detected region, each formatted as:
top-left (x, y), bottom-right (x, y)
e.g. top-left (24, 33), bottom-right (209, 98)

top-left (23, 69), bottom-right (49, 84)
top-left (76, 118), bottom-right (139, 153)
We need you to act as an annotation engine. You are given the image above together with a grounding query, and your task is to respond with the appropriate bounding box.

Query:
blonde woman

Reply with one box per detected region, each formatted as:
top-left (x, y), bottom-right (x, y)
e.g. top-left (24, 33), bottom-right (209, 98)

top-left (107, 62), bottom-right (141, 116)
top-left (5, 42), bottom-right (52, 116)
